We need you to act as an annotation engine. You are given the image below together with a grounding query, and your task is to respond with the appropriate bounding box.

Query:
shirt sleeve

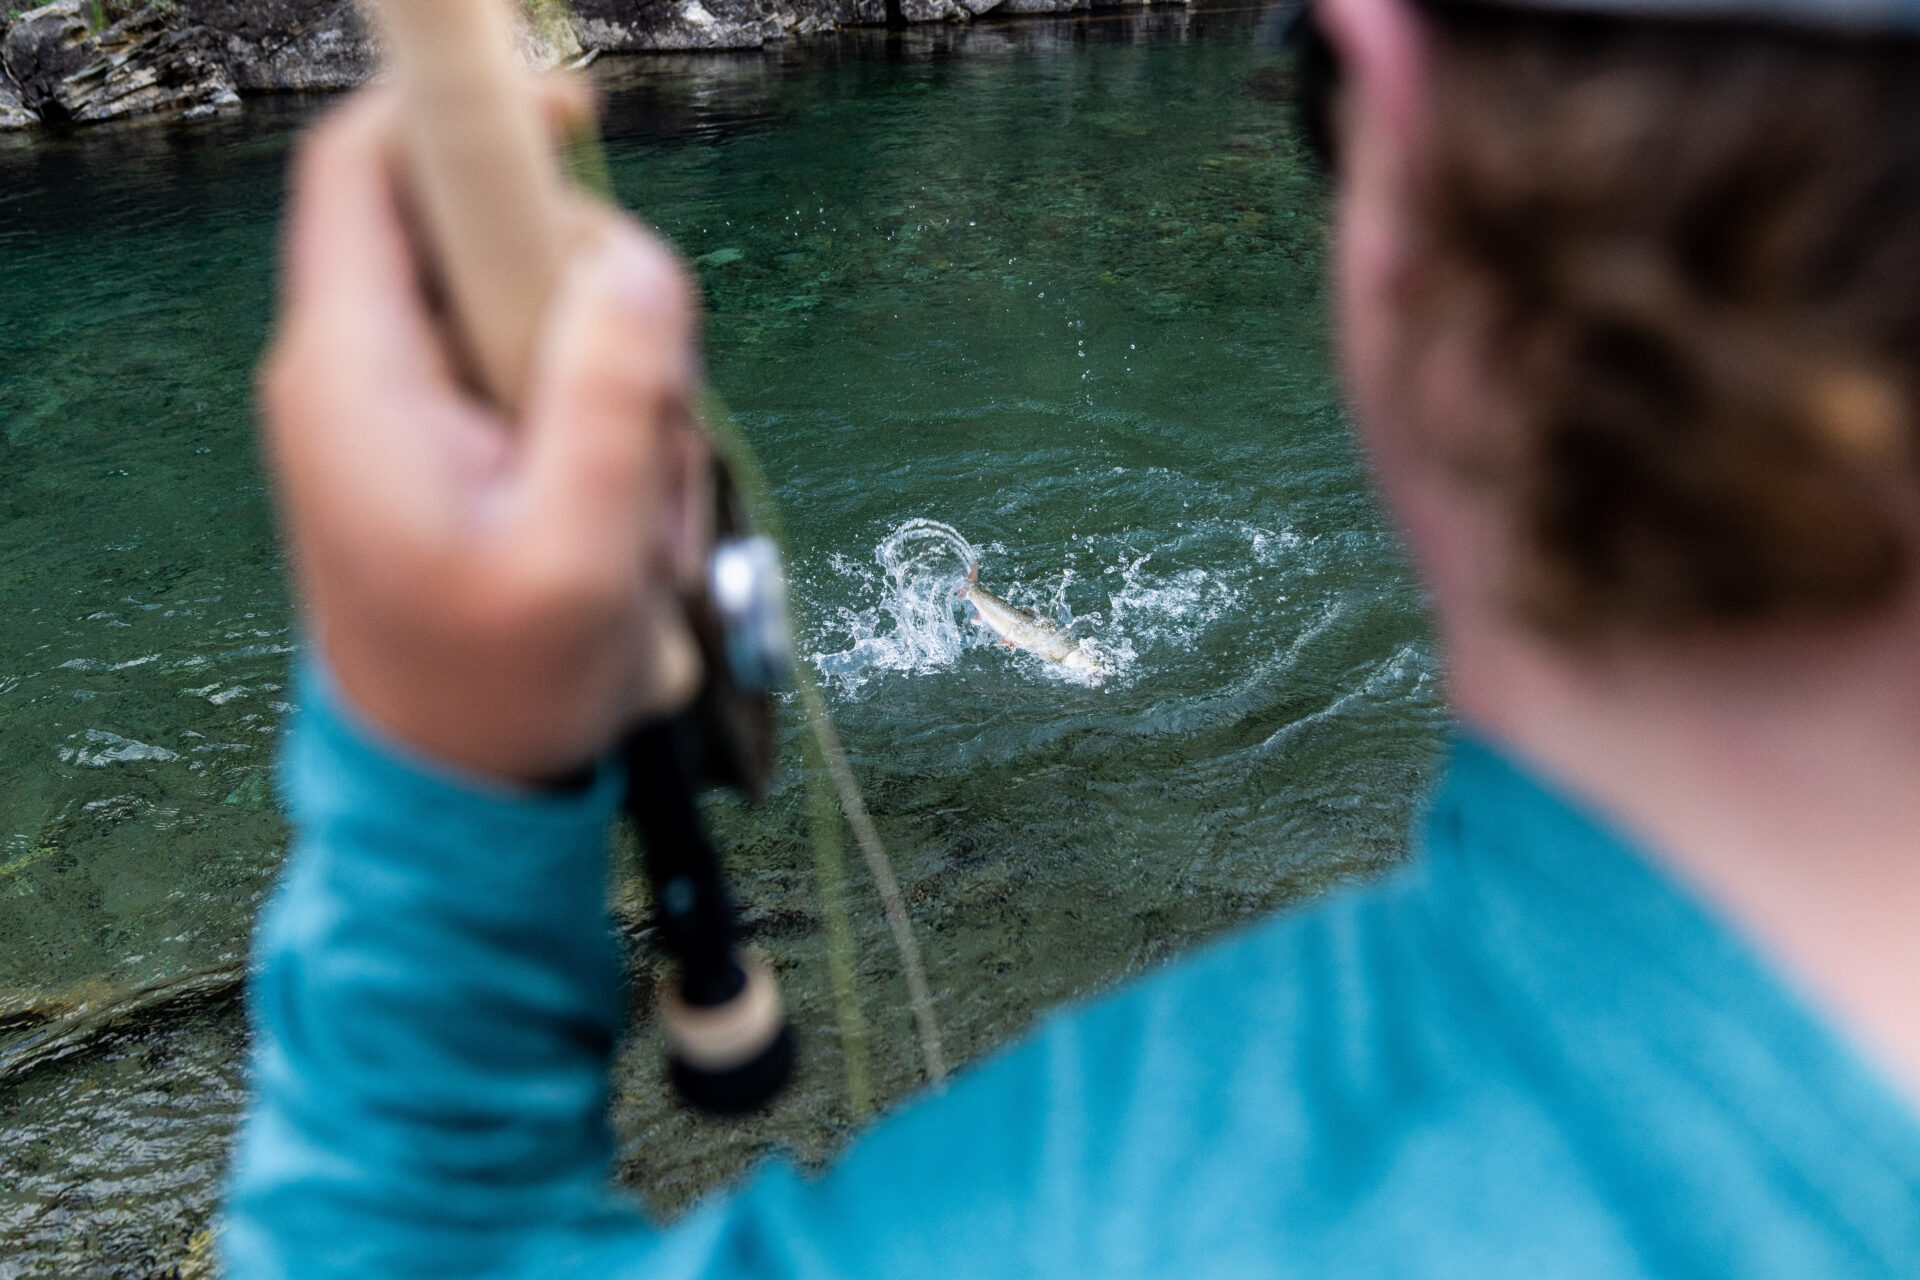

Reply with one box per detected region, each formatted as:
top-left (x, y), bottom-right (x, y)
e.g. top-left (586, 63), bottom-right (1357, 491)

top-left (220, 668), bottom-right (1123, 1280)
top-left (222, 666), bottom-right (667, 1276)
top-left (220, 666), bottom-right (1379, 1280)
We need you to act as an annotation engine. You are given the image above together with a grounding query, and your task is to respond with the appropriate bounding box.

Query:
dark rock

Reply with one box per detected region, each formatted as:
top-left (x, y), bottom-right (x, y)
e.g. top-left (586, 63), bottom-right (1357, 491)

top-left (0, 67), bottom-right (35, 130)
top-left (896, 0), bottom-right (995, 20)
top-left (3, 1), bottom-right (94, 118)
top-left (3, 1), bottom-right (239, 123)
top-left (178, 0), bottom-right (373, 91)
top-left (64, 22), bottom-right (240, 122)
top-left (996, 0), bottom-right (1091, 12)
top-left (571, 0), bottom-right (794, 51)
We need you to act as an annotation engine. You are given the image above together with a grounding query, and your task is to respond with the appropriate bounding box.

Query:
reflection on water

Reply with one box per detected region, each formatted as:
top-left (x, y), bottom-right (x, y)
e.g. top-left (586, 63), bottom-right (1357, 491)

top-left (0, 9), bottom-right (1445, 1274)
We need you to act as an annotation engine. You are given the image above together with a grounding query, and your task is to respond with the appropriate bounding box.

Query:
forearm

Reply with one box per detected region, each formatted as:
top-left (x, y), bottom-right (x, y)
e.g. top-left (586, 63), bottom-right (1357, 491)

top-left (224, 665), bottom-right (649, 1277)
top-left (219, 666), bottom-right (1176, 1280)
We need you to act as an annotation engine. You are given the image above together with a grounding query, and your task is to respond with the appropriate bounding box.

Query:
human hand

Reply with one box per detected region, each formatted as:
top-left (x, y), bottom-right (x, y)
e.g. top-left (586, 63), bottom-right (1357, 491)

top-left (261, 89), bottom-right (706, 786)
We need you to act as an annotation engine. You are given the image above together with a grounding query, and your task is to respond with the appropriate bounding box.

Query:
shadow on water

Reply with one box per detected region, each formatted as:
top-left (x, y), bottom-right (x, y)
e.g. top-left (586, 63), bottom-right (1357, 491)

top-left (0, 6), bottom-right (1446, 1273)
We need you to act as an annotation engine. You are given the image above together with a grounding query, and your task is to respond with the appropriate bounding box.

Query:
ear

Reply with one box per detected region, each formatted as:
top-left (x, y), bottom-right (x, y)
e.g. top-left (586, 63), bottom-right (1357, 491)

top-left (1312, 0), bottom-right (1429, 170)
top-left (1314, 0), bottom-right (1460, 609)
top-left (1315, 0), bottom-right (1435, 430)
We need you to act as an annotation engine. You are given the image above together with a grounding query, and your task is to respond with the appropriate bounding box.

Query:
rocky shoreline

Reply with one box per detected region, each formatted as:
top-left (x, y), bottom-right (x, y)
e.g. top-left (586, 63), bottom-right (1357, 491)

top-left (0, 0), bottom-right (1183, 130)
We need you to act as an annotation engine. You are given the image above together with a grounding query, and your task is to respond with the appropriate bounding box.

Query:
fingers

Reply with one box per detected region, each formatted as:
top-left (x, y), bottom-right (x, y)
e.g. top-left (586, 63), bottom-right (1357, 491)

top-left (510, 214), bottom-right (708, 722)
top-left (259, 78), bottom-right (712, 774)
top-left (536, 72), bottom-right (598, 141)
top-left (279, 72), bottom-right (594, 365)
top-left (517, 216), bottom-right (699, 580)
top-left (276, 89), bottom-right (436, 367)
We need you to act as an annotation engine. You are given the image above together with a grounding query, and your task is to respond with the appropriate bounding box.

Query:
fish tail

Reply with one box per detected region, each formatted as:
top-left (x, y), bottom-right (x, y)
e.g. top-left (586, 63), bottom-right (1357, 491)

top-left (958, 559), bottom-right (979, 599)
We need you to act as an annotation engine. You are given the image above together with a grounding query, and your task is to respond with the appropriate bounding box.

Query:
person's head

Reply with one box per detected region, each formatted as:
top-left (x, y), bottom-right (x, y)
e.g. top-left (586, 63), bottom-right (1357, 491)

top-left (1300, 0), bottom-right (1920, 657)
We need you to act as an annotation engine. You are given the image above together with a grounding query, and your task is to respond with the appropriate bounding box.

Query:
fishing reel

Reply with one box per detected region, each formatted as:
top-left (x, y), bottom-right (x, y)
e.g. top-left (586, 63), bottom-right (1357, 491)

top-left (622, 461), bottom-right (797, 1115)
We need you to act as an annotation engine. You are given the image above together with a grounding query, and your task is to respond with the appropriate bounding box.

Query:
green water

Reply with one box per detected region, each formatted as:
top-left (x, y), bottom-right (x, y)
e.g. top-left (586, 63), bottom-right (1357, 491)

top-left (0, 10), bottom-right (1446, 1274)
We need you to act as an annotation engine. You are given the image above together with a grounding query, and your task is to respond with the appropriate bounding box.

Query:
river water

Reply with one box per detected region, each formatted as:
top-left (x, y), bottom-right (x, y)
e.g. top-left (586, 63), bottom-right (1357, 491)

top-left (0, 9), bottom-right (1446, 1274)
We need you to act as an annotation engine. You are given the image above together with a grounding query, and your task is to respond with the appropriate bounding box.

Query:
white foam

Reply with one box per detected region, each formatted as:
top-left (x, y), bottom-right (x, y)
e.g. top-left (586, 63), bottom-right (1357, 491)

top-left (808, 514), bottom-right (1310, 692)
top-left (59, 729), bottom-right (180, 767)
top-left (812, 518), bottom-right (978, 687)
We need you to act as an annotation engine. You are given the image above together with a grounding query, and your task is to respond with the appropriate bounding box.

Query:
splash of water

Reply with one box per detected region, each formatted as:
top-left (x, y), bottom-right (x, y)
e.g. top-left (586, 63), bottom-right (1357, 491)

top-left (810, 514), bottom-right (1307, 690)
top-left (813, 519), bottom-right (977, 684)
top-left (815, 517), bottom-right (1122, 688)
top-left (877, 518), bottom-right (979, 665)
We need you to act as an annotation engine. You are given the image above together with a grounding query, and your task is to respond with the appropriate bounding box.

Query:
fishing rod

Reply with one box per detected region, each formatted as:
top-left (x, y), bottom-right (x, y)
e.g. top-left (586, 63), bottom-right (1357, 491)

top-left (367, 0), bottom-right (950, 1117)
top-left (367, 0), bottom-right (800, 1112)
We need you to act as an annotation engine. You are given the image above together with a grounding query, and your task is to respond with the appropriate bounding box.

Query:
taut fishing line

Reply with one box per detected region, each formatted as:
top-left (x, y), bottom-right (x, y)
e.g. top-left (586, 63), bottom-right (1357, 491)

top-left (697, 394), bottom-right (950, 1107)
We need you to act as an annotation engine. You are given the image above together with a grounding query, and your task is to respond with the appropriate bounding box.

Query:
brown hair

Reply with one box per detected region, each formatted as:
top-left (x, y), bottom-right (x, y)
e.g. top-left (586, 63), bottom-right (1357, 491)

top-left (1410, 6), bottom-right (1920, 636)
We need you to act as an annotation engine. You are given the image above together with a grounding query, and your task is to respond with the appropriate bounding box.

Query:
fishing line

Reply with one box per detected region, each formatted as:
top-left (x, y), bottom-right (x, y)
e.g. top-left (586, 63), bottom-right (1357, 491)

top-left (567, 103), bottom-right (948, 1106)
top-left (697, 390), bottom-right (949, 1100)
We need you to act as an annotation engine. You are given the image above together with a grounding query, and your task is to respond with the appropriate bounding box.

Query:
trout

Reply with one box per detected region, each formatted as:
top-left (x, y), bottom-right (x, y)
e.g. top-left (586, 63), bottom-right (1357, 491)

top-left (959, 561), bottom-right (1103, 678)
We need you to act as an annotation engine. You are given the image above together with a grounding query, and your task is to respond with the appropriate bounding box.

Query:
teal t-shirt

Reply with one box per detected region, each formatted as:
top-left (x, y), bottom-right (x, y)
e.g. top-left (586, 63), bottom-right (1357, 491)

top-left (223, 675), bottom-right (1920, 1277)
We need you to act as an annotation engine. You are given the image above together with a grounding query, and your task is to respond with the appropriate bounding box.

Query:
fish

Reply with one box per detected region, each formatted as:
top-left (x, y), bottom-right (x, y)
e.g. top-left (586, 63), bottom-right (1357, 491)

top-left (959, 560), bottom-right (1103, 679)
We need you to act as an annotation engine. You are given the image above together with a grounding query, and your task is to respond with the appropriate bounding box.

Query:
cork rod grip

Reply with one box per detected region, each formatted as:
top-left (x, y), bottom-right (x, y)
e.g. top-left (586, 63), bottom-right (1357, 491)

top-left (370, 0), bottom-right (573, 414)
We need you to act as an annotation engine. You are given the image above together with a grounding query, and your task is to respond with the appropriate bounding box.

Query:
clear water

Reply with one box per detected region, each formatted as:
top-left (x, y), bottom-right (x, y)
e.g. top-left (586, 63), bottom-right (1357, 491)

top-left (0, 10), bottom-right (1447, 1274)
